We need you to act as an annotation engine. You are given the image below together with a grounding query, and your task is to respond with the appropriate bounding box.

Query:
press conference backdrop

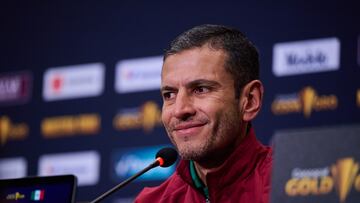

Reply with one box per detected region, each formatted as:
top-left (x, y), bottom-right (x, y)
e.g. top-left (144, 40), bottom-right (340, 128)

top-left (0, 1), bottom-right (359, 202)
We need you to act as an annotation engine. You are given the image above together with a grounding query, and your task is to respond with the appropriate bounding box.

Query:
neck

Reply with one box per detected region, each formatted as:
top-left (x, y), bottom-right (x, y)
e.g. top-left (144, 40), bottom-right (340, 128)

top-left (193, 123), bottom-right (249, 186)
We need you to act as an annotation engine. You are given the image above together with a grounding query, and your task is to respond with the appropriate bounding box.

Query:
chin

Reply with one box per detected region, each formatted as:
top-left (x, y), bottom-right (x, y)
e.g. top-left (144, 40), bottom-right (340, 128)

top-left (177, 145), bottom-right (207, 161)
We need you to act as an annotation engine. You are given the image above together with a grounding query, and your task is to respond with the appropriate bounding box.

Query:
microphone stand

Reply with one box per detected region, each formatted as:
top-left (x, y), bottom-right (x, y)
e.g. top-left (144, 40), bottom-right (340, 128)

top-left (90, 159), bottom-right (159, 203)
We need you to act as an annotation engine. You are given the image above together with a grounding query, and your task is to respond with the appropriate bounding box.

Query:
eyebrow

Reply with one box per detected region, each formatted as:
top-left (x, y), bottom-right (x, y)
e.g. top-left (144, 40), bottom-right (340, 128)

top-left (186, 79), bottom-right (220, 89)
top-left (160, 85), bottom-right (177, 92)
top-left (160, 79), bottom-right (221, 92)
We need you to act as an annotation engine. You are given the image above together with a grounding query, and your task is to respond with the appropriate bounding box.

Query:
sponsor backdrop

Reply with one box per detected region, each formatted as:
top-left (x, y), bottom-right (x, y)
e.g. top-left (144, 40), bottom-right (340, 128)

top-left (0, 1), bottom-right (359, 203)
top-left (272, 125), bottom-right (360, 203)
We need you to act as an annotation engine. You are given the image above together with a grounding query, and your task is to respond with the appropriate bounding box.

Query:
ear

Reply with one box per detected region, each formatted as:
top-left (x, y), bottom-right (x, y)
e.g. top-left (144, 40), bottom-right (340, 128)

top-left (239, 80), bottom-right (264, 122)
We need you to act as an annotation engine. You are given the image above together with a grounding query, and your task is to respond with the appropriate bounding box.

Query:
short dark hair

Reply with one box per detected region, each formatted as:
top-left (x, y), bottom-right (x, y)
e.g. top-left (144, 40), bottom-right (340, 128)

top-left (164, 24), bottom-right (259, 98)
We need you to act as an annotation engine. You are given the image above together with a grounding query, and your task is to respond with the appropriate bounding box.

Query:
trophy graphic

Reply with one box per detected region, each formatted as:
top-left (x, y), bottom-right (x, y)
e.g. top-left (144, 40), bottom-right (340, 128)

top-left (332, 158), bottom-right (359, 203)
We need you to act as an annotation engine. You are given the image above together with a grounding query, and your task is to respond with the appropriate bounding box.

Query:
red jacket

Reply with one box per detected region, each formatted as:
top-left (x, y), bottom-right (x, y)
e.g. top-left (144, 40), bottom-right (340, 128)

top-left (135, 128), bottom-right (272, 203)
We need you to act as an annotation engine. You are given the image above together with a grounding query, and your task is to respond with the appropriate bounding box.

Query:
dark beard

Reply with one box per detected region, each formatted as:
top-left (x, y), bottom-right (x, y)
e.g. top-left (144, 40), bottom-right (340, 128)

top-left (170, 107), bottom-right (242, 167)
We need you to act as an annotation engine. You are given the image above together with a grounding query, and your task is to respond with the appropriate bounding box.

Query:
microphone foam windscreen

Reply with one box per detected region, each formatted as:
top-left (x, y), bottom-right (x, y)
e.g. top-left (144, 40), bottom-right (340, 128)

top-left (155, 147), bottom-right (178, 167)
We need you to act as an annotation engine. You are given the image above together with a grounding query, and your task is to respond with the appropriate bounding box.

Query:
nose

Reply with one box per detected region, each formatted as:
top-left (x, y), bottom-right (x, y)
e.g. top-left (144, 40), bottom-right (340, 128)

top-left (173, 90), bottom-right (196, 120)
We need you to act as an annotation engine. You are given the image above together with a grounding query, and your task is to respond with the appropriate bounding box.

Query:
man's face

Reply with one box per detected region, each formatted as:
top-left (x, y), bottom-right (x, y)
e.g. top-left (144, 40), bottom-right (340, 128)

top-left (161, 46), bottom-right (244, 161)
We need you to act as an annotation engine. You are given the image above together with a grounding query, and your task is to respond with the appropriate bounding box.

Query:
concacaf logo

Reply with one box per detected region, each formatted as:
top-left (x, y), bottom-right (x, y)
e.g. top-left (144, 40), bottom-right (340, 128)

top-left (285, 157), bottom-right (360, 203)
top-left (0, 116), bottom-right (28, 145)
top-left (272, 86), bottom-right (337, 118)
top-left (113, 101), bottom-right (162, 132)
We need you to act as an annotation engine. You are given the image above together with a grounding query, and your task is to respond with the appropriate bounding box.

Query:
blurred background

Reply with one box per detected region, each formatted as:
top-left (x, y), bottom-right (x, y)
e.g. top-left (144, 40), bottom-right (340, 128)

top-left (0, 1), bottom-right (359, 202)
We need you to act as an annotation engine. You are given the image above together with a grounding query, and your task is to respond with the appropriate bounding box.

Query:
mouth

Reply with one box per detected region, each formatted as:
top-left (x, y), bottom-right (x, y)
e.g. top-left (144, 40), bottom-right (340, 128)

top-left (172, 122), bottom-right (207, 136)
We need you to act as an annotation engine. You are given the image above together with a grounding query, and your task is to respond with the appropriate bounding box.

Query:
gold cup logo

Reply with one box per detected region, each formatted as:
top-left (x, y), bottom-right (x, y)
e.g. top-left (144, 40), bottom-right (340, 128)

top-left (0, 116), bottom-right (28, 145)
top-left (331, 158), bottom-right (359, 203)
top-left (0, 116), bottom-right (11, 145)
top-left (142, 101), bottom-right (161, 132)
top-left (300, 86), bottom-right (316, 118)
top-left (15, 192), bottom-right (24, 200)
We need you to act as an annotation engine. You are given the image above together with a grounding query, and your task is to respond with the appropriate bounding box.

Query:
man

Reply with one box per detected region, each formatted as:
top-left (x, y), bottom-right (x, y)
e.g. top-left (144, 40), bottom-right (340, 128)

top-left (135, 24), bottom-right (272, 203)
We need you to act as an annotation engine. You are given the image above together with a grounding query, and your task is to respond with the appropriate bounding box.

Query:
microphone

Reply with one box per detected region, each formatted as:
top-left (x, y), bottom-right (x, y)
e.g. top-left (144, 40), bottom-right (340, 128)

top-left (90, 147), bottom-right (178, 203)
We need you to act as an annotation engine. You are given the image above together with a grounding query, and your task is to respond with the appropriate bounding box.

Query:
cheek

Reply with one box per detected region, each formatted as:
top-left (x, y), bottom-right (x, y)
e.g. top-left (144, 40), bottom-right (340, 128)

top-left (161, 107), bottom-right (171, 126)
top-left (205, 102), bottom-right (239, 125)
top-left (198, 102), bottom-right (224, 117)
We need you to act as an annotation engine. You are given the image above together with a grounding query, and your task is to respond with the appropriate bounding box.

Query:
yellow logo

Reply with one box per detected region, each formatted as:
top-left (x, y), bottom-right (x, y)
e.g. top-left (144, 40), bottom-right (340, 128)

top-left (6, 192), bottom-right (25, 200)
top-left (284, 158), bottom-right (360, 203)
top-left (300, 87), bottom-right (317, 117)
top-left (357, 89), bottom-right (360, 107)
top-left (272, 86), bottom-right (337, 118)
top-left (41, 114), bottom-right (100, 138)
top-left (113, 101), bottom-right (162, 132)
top-left (332, 158), bottom-right (359, 203)
top-left (0, 116), bottom-right (28, 145)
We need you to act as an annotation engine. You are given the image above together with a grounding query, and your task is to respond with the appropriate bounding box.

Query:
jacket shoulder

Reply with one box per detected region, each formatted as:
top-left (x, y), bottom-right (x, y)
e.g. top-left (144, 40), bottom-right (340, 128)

top-left (134, 173), bottom-right (188, 203)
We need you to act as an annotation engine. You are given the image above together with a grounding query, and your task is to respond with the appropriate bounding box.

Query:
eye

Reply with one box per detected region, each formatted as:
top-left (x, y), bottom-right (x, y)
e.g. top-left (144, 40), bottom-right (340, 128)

top-left (162, 91), bottom-right (176, 100)
top-left (194, 86), bottom-right (210, 94)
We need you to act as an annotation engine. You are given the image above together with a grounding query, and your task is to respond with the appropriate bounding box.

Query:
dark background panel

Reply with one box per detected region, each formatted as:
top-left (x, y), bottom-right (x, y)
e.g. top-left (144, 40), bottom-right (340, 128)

top-left (0, 1), bottom-right (359, 202)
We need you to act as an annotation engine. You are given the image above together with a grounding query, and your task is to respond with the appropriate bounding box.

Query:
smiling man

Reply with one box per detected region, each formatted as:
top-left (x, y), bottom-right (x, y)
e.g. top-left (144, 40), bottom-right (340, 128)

top-left (135, 24), bottom-right (272, 203)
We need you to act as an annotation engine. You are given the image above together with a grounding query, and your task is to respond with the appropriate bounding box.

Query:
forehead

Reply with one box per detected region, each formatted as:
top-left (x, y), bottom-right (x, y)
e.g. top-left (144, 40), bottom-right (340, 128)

top-left (161, 47), bottom-right (230, 85)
